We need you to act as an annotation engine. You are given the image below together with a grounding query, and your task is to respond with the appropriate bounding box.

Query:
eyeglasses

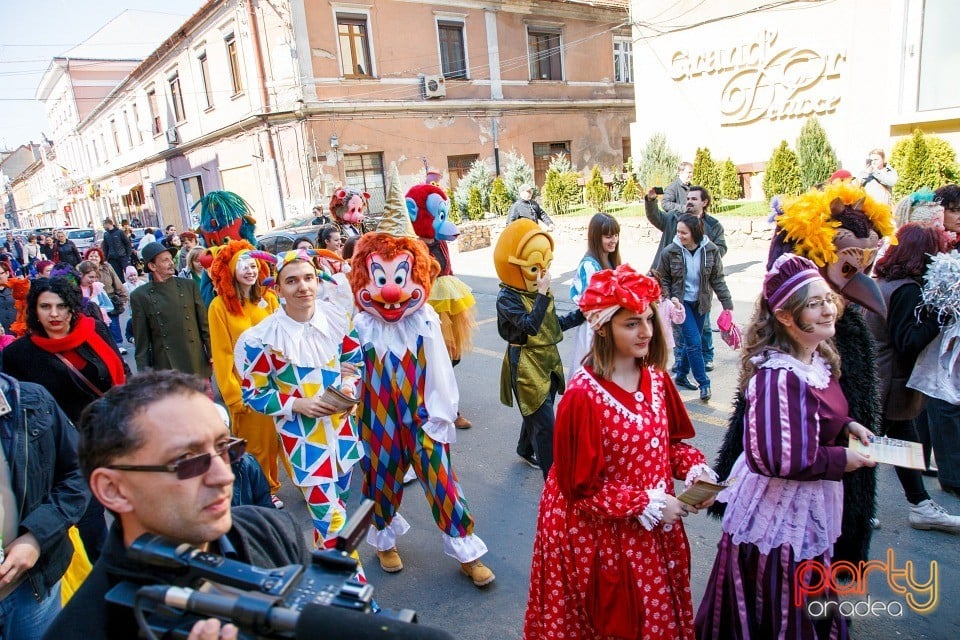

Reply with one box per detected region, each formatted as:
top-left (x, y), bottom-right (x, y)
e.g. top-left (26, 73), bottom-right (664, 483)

top-left (107, 437), bottom-right (246, 480)
top-left (804, 293), bottom-right (840, 311)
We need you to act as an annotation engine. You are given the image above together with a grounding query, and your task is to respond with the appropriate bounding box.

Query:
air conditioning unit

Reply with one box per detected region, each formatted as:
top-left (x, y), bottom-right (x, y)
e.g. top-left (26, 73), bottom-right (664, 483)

top-left (165, 127), bottom-right (180, 145)
top-left (422, 75), bottom-right (446, 99)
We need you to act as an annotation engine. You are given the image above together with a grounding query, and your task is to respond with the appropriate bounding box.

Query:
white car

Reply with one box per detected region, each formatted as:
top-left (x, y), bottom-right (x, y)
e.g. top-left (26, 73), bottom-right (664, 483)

top-left (61, 227), bottom-right (98, 252)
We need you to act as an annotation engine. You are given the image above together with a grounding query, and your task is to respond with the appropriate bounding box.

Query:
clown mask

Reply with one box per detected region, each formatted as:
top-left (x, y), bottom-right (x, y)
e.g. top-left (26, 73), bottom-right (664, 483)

top-left (355, 250), bottom-right (427, 322)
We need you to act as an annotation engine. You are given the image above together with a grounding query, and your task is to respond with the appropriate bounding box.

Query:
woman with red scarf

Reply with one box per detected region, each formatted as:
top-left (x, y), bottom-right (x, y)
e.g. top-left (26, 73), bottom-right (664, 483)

top-left (0, 276), bottom-right (127, 561)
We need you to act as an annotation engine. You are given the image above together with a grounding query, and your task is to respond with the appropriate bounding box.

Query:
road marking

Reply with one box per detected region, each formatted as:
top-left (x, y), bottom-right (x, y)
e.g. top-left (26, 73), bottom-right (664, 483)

top-left (685, 406), bottom-right (732, 428)
top-left (476, 317), bottom-right (496, 326)
top-left (473, 346), bottom-right (503, 359)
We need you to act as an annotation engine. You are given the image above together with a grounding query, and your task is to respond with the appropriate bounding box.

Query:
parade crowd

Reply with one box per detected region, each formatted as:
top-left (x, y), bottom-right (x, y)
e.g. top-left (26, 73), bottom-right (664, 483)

top-left (1, 151), bottom-right (959, 640)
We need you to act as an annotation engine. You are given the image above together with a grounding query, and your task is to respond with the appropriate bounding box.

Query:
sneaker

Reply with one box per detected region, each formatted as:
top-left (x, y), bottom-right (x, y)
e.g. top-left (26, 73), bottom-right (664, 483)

top-left (909, 499), bottom-right (960, 533)
top-left (454, 413), bottom-right (473, 429)
top-left (118, 347), bottom-right (128, 355)
top-left (705, 361), bottom-right (715, 372)
top-left (674, 376), bottom-right (699, 391)
top-left (519, 453), bottom-right (540, 469)
top-left (460, 559), bottom-right (496, 587)
top-left (869, 517), bottom-right (881, 530)
top-left (699, 385), bottom-right (712, 402)
top-left (377, 547), bottom-right (403, 573)
top-left (271, 494), bottom-right (284, 509)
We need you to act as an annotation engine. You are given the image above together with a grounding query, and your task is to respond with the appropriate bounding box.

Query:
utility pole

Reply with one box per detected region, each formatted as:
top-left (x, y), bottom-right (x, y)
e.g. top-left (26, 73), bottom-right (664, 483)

top-left (492, 117), bottom-right (501, 176)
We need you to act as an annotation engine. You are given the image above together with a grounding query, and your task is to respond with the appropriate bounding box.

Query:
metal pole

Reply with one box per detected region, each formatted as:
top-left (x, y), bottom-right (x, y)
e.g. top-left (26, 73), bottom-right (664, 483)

top-left (492, 118), bottom-right (500, 176)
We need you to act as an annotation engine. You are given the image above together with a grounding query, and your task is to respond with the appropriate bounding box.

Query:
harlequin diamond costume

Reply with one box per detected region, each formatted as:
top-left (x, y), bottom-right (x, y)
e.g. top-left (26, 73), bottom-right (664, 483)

top-left (346, 175), bottom-right (494, 588)
top-left (524, 265), bottom-right (715, 640)
top-left (235, 249), bottom-right (364, 547)
top-left (710, 182), bottom-right (896, 570)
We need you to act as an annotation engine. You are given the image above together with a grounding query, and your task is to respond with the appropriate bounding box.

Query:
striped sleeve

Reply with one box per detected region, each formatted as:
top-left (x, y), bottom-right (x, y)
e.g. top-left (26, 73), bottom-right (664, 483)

top-left (743, 368), bottom-right (846, 481)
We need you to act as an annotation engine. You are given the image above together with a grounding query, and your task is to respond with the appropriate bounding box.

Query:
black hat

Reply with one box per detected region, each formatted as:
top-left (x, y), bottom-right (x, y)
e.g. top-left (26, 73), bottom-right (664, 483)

top-left (141, 241), bottom-right (174, 265)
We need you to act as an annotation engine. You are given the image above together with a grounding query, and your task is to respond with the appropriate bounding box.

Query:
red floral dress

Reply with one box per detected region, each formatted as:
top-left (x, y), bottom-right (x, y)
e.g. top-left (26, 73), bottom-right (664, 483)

top-left (523, 365), bottom-right (707, 640)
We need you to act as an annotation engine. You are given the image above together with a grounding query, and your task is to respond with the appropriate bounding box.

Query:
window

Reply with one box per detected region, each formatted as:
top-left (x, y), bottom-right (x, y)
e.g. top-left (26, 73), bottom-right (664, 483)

top-left (123, 111), bottom-right (134, 147)
top-left (181, 175), bottom-right (204, 213)
top-left (132, 103), bottom-right (144, 142)
top-left (110, 119), bottom-right (121, 153)
top-left (447, 154), bottom-right (479, 192)
top-left (168, 73), bottom-right (185, 123)
top-left (528, 28), bottom-right (563, 81)
top-left (337, 14), bottom-right (373, 78)
top-left (918, 0), bottom-right (960, 110)
top-left (533, 141), bottom-right (571, 186)
top-left (147, 89), bottom-right (161, 135)
top-left (613, 37), bottom-right (634, 84)
top-left (343, 152), bottom-right (385, 213)
top-left (438, 21), bottom-right (467, 80)
top-left (226, 33), bottom-right (243, 94)
top-left (198, 52), bottom-right (213, 108)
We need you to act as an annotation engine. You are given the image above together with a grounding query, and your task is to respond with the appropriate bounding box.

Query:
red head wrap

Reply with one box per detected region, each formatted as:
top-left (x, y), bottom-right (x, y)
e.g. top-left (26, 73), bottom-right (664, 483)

top-left (578, 264), bottom-right (661, 330)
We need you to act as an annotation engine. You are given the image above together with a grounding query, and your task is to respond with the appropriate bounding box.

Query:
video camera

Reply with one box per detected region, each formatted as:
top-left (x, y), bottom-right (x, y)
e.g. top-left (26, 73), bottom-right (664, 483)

top-left (106, 500), bottom-right (454, 639)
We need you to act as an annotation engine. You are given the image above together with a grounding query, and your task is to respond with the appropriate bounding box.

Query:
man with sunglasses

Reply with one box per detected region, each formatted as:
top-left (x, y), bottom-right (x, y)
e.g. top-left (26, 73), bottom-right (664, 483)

top-left (45, 370), bottom-right (309, 640)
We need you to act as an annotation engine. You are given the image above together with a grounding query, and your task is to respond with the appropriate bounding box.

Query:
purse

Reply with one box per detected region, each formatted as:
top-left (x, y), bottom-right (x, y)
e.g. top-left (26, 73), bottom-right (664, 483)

top-left (54, 353), bottom-right (105, 398)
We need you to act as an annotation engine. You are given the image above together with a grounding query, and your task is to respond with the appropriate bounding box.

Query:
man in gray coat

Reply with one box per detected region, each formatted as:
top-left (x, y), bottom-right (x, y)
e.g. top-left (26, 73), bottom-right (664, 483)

top-left (661, 162), bottom-right (693, 215)
top-left (130, 242), bottom-right (211, 378)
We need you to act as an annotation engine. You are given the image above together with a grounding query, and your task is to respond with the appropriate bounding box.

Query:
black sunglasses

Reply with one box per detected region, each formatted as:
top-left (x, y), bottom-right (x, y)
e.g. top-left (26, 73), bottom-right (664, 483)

top-left (107, 437), bottom-right (246, 480)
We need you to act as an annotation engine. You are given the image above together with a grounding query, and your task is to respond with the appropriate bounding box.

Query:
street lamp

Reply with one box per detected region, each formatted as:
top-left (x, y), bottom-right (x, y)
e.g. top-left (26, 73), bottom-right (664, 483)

top-left (330, 134), bottom-right (339, 149)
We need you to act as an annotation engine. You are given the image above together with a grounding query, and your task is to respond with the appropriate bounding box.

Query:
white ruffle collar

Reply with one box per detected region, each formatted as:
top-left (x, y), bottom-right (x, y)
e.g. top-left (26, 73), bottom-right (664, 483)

top-left (751, 349), bottom-right (832, 389)
top-left (257, 302), bottom-right (349, 368)
top-left (353, 305), bottom-right (441, 358)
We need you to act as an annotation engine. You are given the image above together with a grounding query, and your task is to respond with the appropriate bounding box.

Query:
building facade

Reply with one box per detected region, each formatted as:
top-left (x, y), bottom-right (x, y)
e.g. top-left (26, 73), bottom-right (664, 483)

top-left (628, 0), bottom-right (959, 197)
top-left (39, 0), bottom-right (634, 231)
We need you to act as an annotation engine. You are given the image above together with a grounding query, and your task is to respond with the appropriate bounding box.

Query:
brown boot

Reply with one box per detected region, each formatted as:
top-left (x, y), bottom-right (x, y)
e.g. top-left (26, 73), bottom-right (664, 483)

top-left (377, 547), bottom-right (403, 573)
top-left (460, 559), bottom-right (495, 587)
top-left (454, 413), bottom-right (472, 429)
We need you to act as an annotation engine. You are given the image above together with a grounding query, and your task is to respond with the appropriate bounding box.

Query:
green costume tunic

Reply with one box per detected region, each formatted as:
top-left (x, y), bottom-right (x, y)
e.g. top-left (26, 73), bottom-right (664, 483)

top-left (499, 289), bottom-right (564, 416)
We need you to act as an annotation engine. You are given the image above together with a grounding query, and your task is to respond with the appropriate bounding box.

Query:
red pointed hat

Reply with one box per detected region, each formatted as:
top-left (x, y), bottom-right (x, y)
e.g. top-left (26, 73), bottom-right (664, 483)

top-left (579, 264), bottom-right (661, 330)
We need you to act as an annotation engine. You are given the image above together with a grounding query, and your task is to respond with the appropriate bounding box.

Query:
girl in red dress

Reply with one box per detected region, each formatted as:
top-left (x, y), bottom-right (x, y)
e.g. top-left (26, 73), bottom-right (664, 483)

top-left (523, 264), bottom-right (717, 640)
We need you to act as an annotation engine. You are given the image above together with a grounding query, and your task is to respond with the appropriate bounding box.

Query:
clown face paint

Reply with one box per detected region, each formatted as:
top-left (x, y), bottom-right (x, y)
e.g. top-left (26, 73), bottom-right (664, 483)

top-left (508, 233), bottom-right (554, 293)
top-left (355, 251), bottom-right (427, 322)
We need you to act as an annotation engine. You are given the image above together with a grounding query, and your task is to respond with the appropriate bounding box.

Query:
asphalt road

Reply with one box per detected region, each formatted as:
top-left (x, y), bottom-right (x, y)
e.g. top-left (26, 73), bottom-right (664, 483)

top-left (125, 220), bottom-right (960, 638)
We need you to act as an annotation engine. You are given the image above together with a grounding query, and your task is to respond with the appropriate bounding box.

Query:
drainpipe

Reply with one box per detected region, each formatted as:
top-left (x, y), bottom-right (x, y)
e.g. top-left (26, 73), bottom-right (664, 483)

top-left (247, 0), bottom-right (285, 218)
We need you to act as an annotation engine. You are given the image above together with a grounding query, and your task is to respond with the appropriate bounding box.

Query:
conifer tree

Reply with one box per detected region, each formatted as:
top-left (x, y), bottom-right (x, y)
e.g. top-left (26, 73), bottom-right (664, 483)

top-left (796, 117), bottom-right (838, 190)
top-left (585, 166), bottom-right (610, 211)
top-left (637, 132), bottom-right (681, 190)
top-left (718, 159), bottom-right (742, 200)
top-left (890, 129), bottom-right (960, 198)
top-left (762, 141), bottom-right (803, 200)
top-left (622, 174), bottom-right (639, 202)
top-left (467, 185), bottom-right (484, 221)
top-left (692, 147), bottom-right (721, 202)
top-left (488, 177), bottom-right (512, 217)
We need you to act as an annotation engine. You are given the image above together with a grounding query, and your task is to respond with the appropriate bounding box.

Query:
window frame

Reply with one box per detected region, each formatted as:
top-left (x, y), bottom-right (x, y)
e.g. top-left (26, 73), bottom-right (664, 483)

top-left (613, 36), bottom-right (634, 84)
top-left (168, 71), bottom-right (186, 124)
top-left (198, 51), bottom-right (214, 109)
top-left (146, 88), bottom-right (162, 137)
top-left (527, 26), bottom-right (564, 82)
top-left (436, 18), bottom-right (468, 80)
top-left (336, 12), bottom-right (375, 79)
top-left (343, 152), bottom-right (386, 213)
top-left (225, 33), bottom-right (244, 95)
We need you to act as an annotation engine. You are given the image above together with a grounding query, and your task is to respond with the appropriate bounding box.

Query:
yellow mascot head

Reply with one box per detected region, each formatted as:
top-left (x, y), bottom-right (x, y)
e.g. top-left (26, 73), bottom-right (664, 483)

top-left (494, 219), bottom-right (554, 292)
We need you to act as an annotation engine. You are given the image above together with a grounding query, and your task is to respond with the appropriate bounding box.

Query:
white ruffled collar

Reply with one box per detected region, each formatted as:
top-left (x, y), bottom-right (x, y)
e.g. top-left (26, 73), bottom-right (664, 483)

top-left (353, 305), bottom-right (441, 358)
top-left (258, 302), bottom-right (349, 368)
top-left (752, 349), bottom-right (832, 389)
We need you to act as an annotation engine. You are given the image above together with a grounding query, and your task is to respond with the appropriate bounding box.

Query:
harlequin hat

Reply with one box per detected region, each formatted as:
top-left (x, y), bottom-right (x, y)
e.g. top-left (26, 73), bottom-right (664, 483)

top-left (578, 264), bottom-right (661, 330)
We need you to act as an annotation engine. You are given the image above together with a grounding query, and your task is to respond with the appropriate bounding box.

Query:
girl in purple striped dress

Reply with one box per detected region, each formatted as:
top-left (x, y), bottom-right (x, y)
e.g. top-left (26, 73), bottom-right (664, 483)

top-left (695, 254), bottom-right (876, 640)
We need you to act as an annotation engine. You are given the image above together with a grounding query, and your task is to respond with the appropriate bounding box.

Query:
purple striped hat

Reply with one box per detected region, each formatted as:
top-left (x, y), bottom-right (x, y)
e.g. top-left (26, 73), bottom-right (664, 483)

top-left (764, 253), bottom-right (823, 309)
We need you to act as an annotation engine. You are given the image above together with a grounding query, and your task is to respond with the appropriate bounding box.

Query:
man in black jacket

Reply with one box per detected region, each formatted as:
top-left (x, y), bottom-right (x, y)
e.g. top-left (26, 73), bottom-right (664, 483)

top-left (44, 370), bottom-right (310, 640)
top-left (0, 372), bottom-right (88, 638)
top-left (506, 184), bottom-right (555, 230)
top-left (100, 218), bottom-right (132, 280)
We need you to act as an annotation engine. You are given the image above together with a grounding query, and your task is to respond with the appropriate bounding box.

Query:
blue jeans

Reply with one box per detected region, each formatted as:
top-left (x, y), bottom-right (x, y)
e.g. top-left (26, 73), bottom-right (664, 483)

top-left (674, 310), bottom-right (714, 370)
top-left (0, 579), bottom-right (61, 640)
top-left (927, 398), bottom-right (960, 488)
top-left (108, 313), bottom-right (123, 345)
top-left (676, 301), bottom-right (709, 388)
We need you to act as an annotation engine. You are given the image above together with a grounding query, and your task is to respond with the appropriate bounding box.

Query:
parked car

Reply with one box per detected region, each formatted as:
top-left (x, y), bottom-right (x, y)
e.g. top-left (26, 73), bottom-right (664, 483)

top-left (64, 227), bottom-right (98, 252)
top-left (255, 225), bottom-right (324, 253)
